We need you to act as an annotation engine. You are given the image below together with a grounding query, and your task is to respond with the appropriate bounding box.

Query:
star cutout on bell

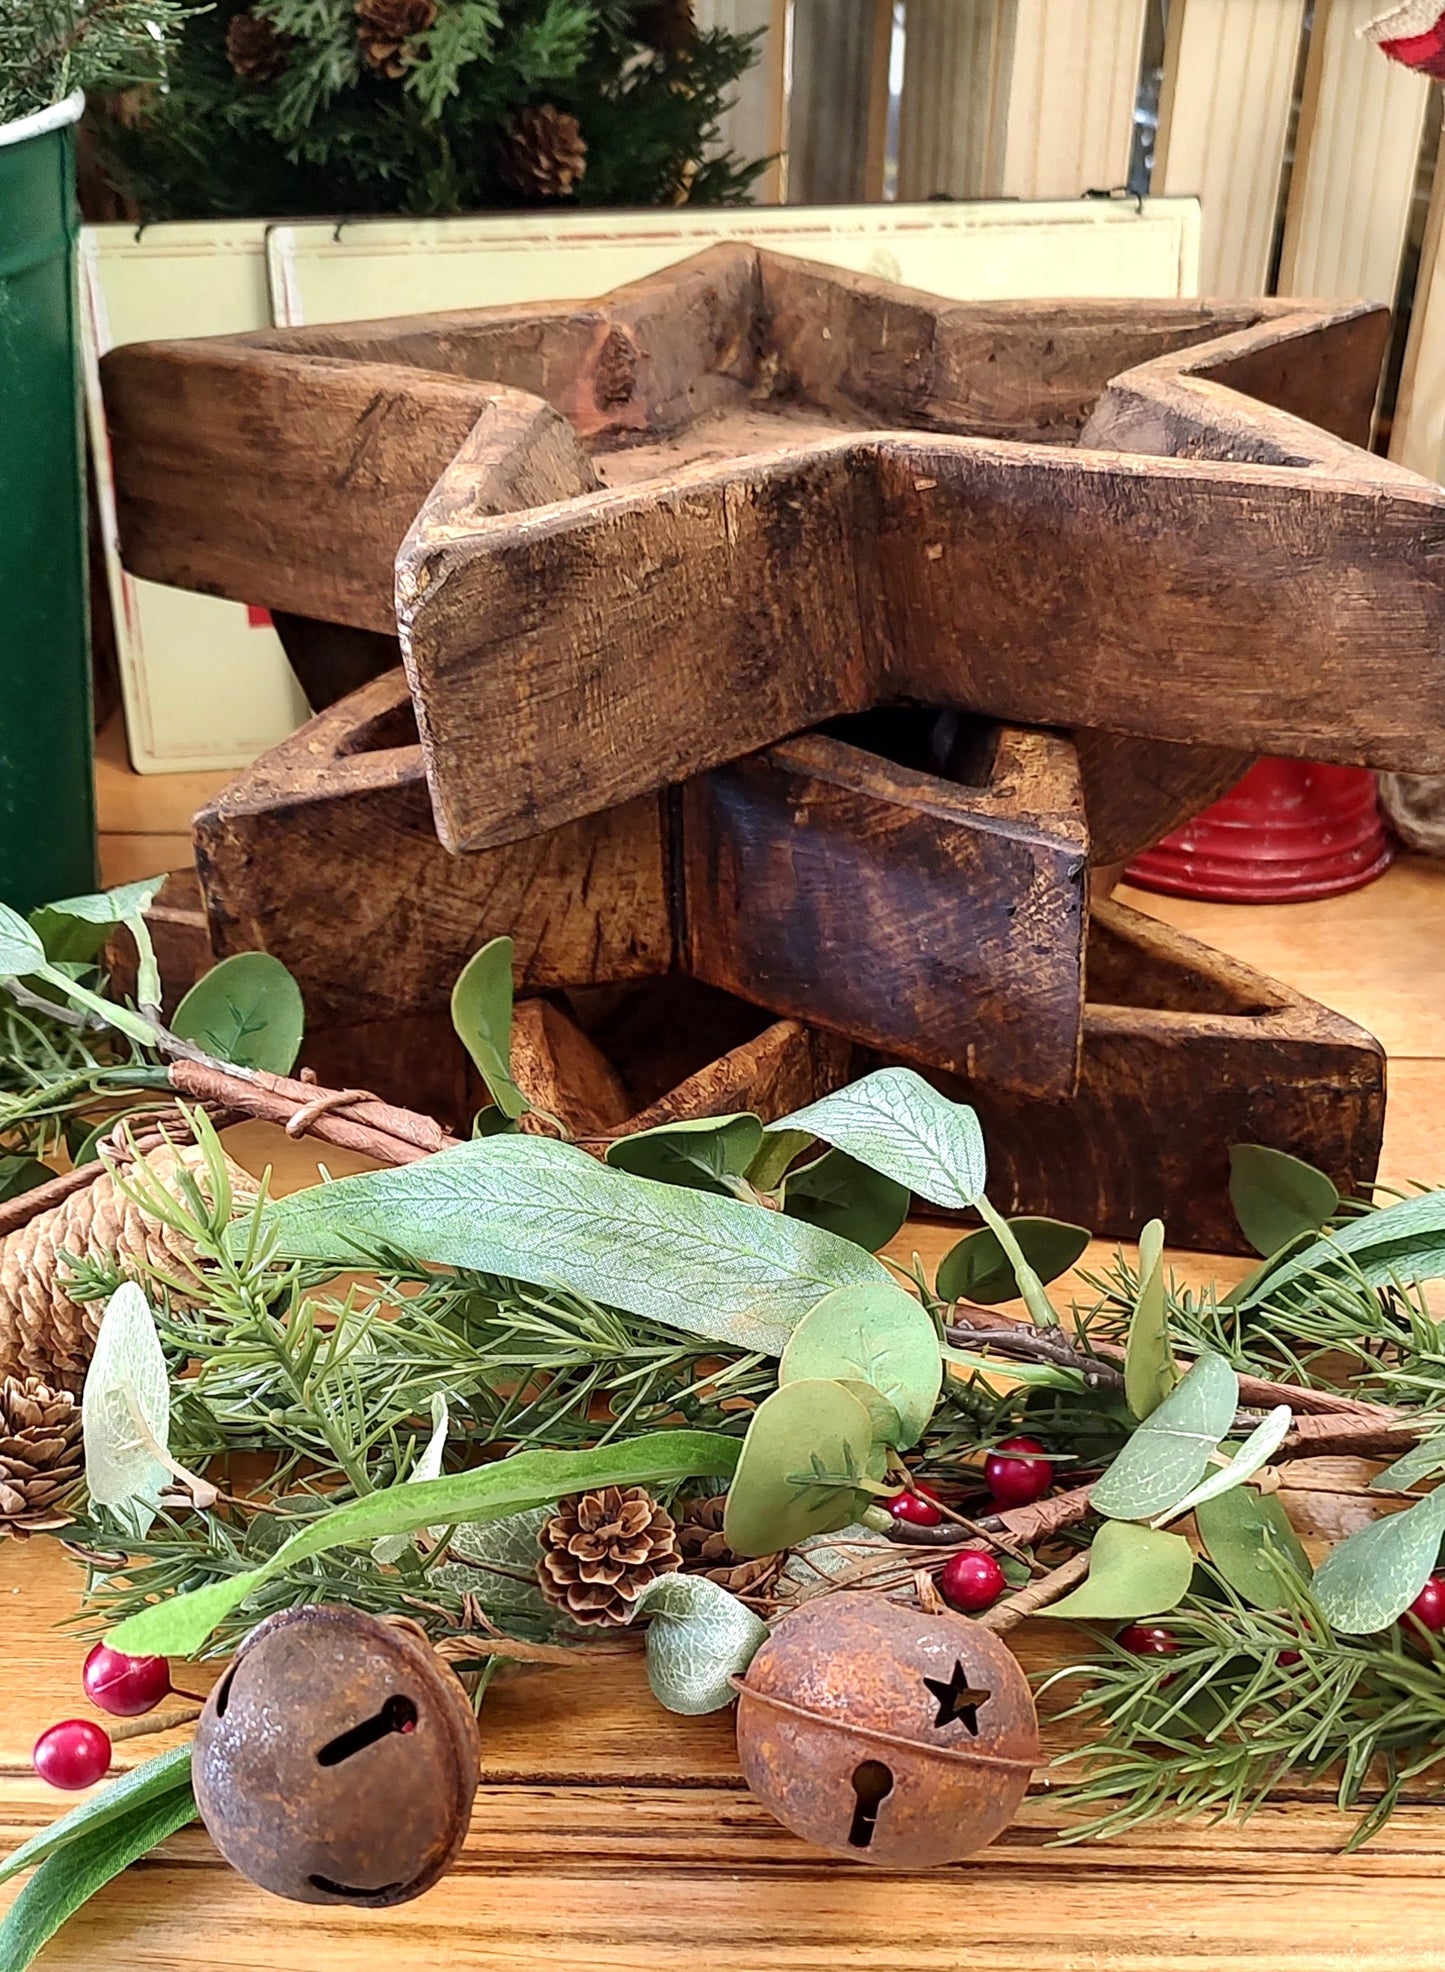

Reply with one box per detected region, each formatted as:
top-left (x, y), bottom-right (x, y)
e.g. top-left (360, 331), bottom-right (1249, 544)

top-left (922, 1659), bottom-right (992, 1735)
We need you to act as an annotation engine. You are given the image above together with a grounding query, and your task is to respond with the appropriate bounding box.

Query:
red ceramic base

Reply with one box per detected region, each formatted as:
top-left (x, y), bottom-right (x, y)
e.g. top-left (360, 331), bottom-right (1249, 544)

top-left (1124, 758), bottom-right (1393, 904)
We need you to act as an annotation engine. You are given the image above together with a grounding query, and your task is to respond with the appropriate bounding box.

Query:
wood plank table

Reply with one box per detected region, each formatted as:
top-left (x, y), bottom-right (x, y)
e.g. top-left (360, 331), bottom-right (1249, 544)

top-left (14, 774), bottom-right (1436, 1968)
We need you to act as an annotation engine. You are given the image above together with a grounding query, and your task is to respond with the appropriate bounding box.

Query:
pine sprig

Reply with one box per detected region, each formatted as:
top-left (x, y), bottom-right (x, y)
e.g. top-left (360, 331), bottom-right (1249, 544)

top-left (0, 0), bottom-right (197, 126)
top-left (1044, 1571), bottom-right (1445, 1849)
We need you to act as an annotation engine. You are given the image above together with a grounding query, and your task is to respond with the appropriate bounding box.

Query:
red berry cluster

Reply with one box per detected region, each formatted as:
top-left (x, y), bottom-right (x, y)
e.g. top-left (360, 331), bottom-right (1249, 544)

top-left (32, 1646), bottom-right (177, 1791)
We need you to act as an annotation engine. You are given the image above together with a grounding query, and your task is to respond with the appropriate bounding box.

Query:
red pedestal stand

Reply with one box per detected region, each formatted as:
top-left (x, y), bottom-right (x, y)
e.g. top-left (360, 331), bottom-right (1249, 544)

top-left (1124, 757), bottom-right (1393, 903)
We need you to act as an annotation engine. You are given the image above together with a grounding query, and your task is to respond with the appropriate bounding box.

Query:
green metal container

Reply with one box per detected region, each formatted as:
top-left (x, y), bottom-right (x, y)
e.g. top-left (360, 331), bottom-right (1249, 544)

top-left (0, 91), bottom-right (97, 914)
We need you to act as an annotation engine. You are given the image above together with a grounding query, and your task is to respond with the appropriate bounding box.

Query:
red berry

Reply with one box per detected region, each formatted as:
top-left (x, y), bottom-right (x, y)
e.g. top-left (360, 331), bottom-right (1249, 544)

top-left (1117, 1624), bottom-right (1179, 1657)
top-left (1278, 1651), bottom-right (1303, 1667)
top-left (1404, 1575), bottom-right (1445, 1635)
top-left (983, 1436), bottom-right (1053, 1509)
top-left (938, 1549), bottom-right (1006, 1612)
top-left (82, 1643), bottom-right (172, 1718)
top-left (33, 1720), bottom-right (112, 1791)
top-left (887, 1489), bottom-right (943, 1527)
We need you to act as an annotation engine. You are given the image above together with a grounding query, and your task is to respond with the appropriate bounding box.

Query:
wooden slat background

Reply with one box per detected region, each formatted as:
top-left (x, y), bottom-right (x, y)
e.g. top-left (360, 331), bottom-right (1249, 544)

top-left (752, 0), bottom-right (1445, 466)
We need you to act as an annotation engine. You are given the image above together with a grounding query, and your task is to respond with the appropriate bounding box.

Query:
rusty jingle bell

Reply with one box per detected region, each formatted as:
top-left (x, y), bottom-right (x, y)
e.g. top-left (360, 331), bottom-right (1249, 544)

top-left (733, 1595), bottom-right (1040, 1865)
top-left (192, 1604), bottom-right (481, 1906)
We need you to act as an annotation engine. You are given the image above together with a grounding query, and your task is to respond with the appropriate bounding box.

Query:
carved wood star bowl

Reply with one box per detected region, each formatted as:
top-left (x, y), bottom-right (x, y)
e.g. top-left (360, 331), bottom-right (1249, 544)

top-left (100, 241), bottom-right (1431, 868)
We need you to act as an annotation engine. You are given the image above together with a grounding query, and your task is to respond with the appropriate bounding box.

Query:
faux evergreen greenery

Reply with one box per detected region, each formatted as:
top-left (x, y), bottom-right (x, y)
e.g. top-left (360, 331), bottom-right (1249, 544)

top-left (95, 0), bottom-right (766, 220)
top-left (0, 0), bottom-right (196, 129)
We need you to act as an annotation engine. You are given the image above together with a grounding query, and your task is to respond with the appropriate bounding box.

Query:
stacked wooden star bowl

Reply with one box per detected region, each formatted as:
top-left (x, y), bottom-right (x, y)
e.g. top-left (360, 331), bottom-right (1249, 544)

top-left (100, 242), bottom-right (1434, 1249)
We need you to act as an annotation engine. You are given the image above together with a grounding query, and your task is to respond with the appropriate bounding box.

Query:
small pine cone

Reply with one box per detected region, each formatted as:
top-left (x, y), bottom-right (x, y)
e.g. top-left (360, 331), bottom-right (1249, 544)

top-left (677, 1493), bottom-right (783, 1601)
top-left (0, 1143), bottom-right (256, 1394)
top-left (632, 0), bottom-right (695, 55)
top-left (355, 0), bottom-right (436, 77)
top-left (497, 104), bottom-right (588, 200)
top-left (0, 1377), bottom-right (83, 1538)
top-left (538, 1485), bottom-right (681, 1627)
top-left (225, 10), bottom-right (291, 81)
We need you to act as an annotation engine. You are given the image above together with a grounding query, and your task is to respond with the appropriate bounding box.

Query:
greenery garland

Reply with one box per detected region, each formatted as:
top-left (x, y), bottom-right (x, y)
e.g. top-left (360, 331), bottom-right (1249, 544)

top-left (6, 875), bottom-right (1445, 1959)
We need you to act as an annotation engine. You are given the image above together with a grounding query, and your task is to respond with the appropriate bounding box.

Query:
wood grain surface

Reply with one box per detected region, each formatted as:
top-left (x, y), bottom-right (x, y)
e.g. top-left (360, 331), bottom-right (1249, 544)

top-left (197, 681), bottom-right (1088, 1095)
top-left (99, 245), bottom-right (1427, 865)
top-left (683, 725), bottom-right (1087, 1097)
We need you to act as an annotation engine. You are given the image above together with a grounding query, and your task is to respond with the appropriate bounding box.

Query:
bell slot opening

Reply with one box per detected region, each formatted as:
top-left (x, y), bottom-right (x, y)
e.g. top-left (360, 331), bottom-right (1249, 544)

top-left (846, 1759), bottom-right (895, 1849)
top-left (315, 1692), bottom-right (419, 1767)
top-left (308, 1873), bottom-right (408, 1902)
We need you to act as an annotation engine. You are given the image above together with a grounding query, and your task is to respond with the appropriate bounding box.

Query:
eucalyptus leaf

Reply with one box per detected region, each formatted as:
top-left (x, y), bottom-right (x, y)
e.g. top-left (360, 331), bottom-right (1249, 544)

top-left (1161, 1407), bottom-right (1293, 1523)
top-left (30, 877), bottom-right (168, 1003)
top-left (1040, 1520), bottom-right (1195, 1621)
top-left (778, 1281), bottom-right (941, 1449)
top-left (1229, 1144), bottom-right (1339, 1259)
top-left (373, 1393), bottom-right (449, 1565)
top-left (1088, 1352), bottom-right (1239, 1523)
top-left (936, 1216), bottom-right (1090, 1305)
top-left (172, 952), bottom-right (304, 1075)
top-left (773, 1068), bottom-right (986, 1210)
top-left (633, 1572), bottom-right (769, 1714)
top-left (81, 1283), bottom-right (171, 1540)
top-left (1312, 1484), bottom-right (1445, 1635)
top-left (1372, 1435), bottom-right (1445, 1494)
top-left (451, 936), bottom-right (527, 1120)
top-left (1234, 1189), bottom-right (1445, 1309)
top-left (0, 1156), bottom-right (52, 1205)
top-left (0, 1777), bottom-right (197, 1972)
top-left (1124, 1220), bottom-right (1178, 1422)
top-left (1194, 1487), bottom-right (1311, 1608)
top-left (238, 1135), bottom-right (889, 1358)
top-left (0, 901), bottom-right (47, 978)
top-left (0, 1745), bottom-right (193, 1892)
top-left (606, 1113), bottom-right (764, 1197)
top-left (107, 1430), bottom-right (740, 1658)
top-left (780, 1147), bottom-right (909, 1252)
top-left (723, 1379), bottom-right (883, 1558)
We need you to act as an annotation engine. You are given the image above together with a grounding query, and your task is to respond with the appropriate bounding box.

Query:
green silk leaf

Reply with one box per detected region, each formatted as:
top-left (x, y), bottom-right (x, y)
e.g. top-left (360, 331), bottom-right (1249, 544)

top-left (1193, 1488), bottom-right (1311, 1608)
top-left (0, 1776), bottom-right (196, 1972)
top-left (778, 1281), bottom-right (940, 1449)
top-left (1041, 1520), bottom-right (1195, 1621)
top-left (234, 1135), bottom-right (889, 1357)
top-left (935, 1216), bottom-right (1090, 1305)
top-left (1312, 1484), bottom-right (1445, 1635)
top-left (172, 952), bottom-right (305, 1075)
top-left (107, 1430), bottom-right (740, 1659)
top-left (1123, 1219), bottom-right (1178, 1422)
top-left (0, 1746), bottom-right (193, 1893)
top-left (1089, 1352), bottom-right (1239, 1523)
top-left (633, 1572), bottom-right (768, 1715)
top-left (605, 1113), bottom-right (764, 1196)
top-left (1229, 1144), bottom-right (1339, 1259)
top-left (722, 1379), bottom-right (883, 1558)
top-left (450, 936), bottom-right (527, 1119)
top-left (781, 1147), bottom-right (910, 1252)
top-left (773, 1068), bottom-right (986, 1210)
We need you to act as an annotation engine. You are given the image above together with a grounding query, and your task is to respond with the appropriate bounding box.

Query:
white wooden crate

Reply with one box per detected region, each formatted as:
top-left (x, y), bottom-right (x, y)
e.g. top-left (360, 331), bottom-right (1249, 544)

top-left (80, 224), bottom-right (310, 775)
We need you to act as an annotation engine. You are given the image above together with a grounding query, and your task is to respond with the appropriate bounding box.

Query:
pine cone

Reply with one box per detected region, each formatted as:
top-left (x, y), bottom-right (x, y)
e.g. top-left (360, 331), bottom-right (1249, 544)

top-left (538, 1485), bottom-right (680, 1626)
top-left (632, 0), bottom-right (695, 55)
top-left (497, 105), bottom-right (588, 200)
top-left (355, 0), bottom-right (436, 77)
top-left (225, 10), bottom-right (291, 81)
top-left (0, 1378), bottom-right (83, 1538)
top-left (677, 1493), bottom-right (783, 1601)
top-left (0, 1143), bottom-right (256, 1394)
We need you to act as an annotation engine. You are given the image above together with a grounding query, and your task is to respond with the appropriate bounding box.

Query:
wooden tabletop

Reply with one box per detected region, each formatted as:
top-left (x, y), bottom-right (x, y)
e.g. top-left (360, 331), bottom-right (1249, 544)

top-left (21, 797), bottom-right (1445, 1967)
